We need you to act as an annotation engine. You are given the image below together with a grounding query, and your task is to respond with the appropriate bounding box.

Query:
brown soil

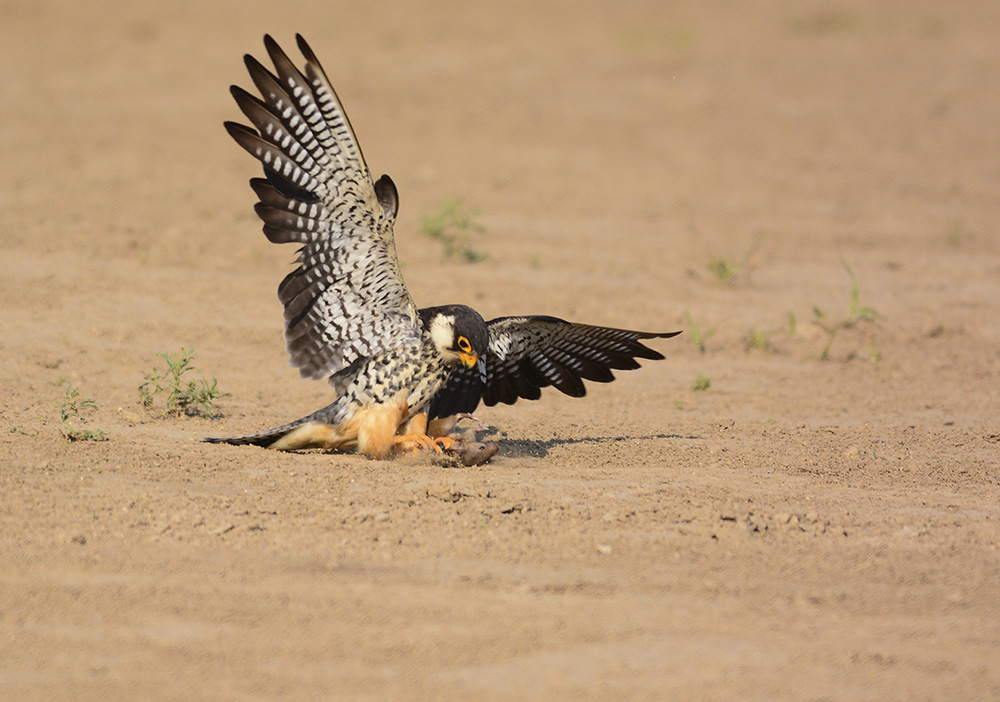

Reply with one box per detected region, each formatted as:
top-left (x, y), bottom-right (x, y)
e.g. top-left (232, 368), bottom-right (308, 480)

top-left (3, 1), bottom-right (999, 699)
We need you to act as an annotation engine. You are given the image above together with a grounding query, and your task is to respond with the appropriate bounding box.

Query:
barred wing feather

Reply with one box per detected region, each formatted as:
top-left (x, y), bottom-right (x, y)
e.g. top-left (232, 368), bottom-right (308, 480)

top-left (226, 35), bottom-right (417, 383)
top-left (428, 316), bottom-right (680, 420)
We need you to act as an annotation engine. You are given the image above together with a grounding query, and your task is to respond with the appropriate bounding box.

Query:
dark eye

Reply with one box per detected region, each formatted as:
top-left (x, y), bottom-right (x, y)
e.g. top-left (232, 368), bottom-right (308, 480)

top-left (457, 335), bottom-right (472, 352)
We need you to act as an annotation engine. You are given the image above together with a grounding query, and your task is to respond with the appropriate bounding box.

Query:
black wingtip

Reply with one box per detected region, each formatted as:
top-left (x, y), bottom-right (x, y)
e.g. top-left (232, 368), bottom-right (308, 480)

top-left (263, 33), bottom-right (294, 67)
top-left (223, 120), bottom-right (257, 140)
top-left (223, 120), bottom-right (244, 136)
top-left (295, 34), bottom-right (318, 62)
top-left (248, 177), bottom-right (275, 200)
top-left (635, 329), bottom-right (682, 340)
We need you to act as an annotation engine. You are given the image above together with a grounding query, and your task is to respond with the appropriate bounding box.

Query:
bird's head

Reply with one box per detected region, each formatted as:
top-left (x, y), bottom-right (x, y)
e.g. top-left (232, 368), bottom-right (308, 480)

top-left (424, 305), bottom-right (489, 372)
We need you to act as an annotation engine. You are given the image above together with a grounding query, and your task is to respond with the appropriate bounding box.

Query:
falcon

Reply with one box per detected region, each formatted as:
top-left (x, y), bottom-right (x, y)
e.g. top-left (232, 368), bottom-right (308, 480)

top-left (206, 35), bottom-right (680, 459)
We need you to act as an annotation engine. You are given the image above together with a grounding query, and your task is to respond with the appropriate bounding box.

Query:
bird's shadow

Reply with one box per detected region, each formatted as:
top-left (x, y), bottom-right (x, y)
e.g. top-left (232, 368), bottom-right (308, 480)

top-left (475, 430), bottom-right (702, 459)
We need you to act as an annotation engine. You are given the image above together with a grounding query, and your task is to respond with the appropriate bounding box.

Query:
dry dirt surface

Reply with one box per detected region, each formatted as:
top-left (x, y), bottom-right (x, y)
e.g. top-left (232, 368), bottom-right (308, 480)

top-left (2, 1), bottom-right (1000, 699)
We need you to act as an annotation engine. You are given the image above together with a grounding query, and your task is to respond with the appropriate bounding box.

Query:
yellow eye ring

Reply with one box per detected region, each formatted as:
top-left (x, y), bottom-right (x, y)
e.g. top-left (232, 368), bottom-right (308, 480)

top-left (457, 335), bottom-right (472, 353)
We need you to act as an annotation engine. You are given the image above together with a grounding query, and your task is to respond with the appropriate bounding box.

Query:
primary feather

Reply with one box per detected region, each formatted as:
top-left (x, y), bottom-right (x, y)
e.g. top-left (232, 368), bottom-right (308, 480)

top-left (225, 34), bottom-right (418, 385)
top-left (428, 317), bottom-right (681, 420)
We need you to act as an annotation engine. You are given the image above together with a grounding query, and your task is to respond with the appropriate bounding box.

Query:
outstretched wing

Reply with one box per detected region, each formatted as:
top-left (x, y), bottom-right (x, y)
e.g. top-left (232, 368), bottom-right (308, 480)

top-left (225, 34), bottom-right (418, 383)
top-left (428, 316), bottom-right (681, 419)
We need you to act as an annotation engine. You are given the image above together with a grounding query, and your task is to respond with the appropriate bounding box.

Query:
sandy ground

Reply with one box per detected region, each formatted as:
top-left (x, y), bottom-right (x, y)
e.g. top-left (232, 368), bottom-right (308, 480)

top-left (2, 0), bottom-right (1000, 699)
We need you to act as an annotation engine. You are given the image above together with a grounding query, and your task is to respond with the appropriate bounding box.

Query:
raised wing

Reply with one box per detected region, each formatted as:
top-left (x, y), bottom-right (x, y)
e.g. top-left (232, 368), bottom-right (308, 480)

top-left (225, 35), bottom-right (418, 383)
top-left (428, 316), bottom-right (681, 419)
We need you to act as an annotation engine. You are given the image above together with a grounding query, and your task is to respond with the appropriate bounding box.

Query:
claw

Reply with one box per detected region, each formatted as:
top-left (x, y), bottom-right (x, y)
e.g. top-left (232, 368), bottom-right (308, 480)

top-left (393, 432), bottom-right (445, 453)
top-left (433, 436), bottom-right (458, 451)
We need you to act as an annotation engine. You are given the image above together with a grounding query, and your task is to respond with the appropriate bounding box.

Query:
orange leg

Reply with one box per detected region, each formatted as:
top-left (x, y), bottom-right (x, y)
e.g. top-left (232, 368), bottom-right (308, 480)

top-left (392, 433), bottom-right (459, 454)
top-left (354, 399), bottom-right (408, 459)
top-left (398, 411), bottom-right (428, 437)
top-left (394, 411), bottom-right (462, 454)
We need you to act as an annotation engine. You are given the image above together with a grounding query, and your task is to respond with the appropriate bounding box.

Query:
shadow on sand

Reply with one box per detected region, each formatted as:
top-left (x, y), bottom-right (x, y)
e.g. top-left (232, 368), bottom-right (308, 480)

top-left (478, 431), bottom-right (702, 459)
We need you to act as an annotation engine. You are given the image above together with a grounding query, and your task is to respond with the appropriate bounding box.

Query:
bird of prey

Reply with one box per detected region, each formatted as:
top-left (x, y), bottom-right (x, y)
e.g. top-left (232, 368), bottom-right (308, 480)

top-left (206, 35), bottom-right (679, 459)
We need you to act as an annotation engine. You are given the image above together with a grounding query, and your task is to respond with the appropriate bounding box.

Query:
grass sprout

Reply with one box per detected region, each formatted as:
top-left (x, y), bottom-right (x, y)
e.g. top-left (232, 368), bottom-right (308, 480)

top-left (60, 383), bottom-right (97, 422)
top-left (707, 241), bottom-right (758, 284)
top-left (59, 383), bottom-right (107, 442)
top-left (691, 373), bottom-right (712, 391)
top-left (747, 328), bottom-right (771, 352)
top-left (685, 312), bottom-right (716, 354)
top-left (139, 348), bottom-right (228, 418)
top-left (419, 198), bottom-right (488, 263)
top-left (811, 259), bottom-right (881, 361)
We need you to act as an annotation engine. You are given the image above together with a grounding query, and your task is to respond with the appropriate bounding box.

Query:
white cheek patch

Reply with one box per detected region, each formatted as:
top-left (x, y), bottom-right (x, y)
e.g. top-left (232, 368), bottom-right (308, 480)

top-left (429, 314), bottom-right (456, 353)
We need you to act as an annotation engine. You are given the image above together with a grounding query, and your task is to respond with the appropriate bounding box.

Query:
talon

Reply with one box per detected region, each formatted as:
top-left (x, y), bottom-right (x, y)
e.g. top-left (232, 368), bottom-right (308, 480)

top-left (393, 432), bottom-right (445, 453)
top-left (433, 436), bottom-right (458, 451)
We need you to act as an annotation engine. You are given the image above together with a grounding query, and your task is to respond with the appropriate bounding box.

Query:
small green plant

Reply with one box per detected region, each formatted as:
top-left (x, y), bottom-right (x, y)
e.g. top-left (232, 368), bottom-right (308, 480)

top-left (746, 328), bottom-right (771, 352)
top-left (60, 383), bottom-right (97, 421)
top-left (64, 427), bottom-right (108, 442)
top-left (59, 383), bottom-right (107, 442)
top-left (139, 348), bottom-right (228, 417)
top-left (691, 373), bottom-right (712, 391)
top-left (685, 312), bottom-right (716, 354)
top-left (707, 259), bottom-right (737, 284)
top-left (843, 260), bottom-right (879, 323)
top-left (707, 241), bottom-right (758, 284)
top-left (419, 198), bottom-right (487, 263)
top-left (787, 311), bottom-right (798, 337)
top-left (811, 306), bottom-right (836, 360)
top-left (947, 220), bottom-right (964, 248)
top-left (811, 259), bottom-right (880, 361)
top-left (865, 340), bottom-right (882, 364)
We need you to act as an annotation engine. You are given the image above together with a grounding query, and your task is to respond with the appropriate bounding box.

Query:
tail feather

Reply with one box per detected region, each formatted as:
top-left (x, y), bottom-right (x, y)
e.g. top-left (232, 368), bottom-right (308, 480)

top-left (204, 396), bottom-right (349, 450)
top-left (203, 416), bottom-right (310, 447)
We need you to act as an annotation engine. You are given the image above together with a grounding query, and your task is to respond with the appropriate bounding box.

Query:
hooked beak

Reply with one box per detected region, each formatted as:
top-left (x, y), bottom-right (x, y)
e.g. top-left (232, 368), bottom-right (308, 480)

top-left (458, 351), bottom-right (479, 370)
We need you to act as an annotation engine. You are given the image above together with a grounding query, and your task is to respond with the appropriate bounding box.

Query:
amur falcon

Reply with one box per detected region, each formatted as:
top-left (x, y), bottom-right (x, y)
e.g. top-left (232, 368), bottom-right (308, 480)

top-left (206, 35), bottom-right (680, 459)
